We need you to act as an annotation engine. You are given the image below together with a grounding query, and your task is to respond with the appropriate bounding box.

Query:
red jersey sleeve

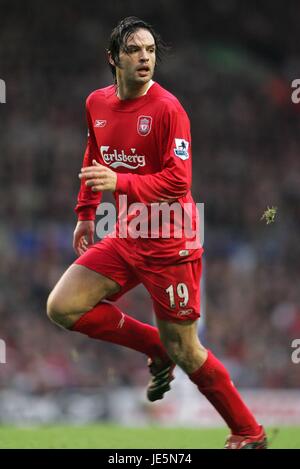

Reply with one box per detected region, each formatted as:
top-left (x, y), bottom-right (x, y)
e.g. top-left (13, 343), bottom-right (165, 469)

top-left (116, 103), bottom-right (192, 204)
top-left (74, 98), bottom-right (102, 221)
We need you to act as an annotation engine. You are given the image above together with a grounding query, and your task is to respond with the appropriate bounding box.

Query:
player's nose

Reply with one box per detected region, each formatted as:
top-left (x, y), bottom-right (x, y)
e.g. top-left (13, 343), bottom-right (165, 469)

top-left (139, 48), bottom-right (149, 61)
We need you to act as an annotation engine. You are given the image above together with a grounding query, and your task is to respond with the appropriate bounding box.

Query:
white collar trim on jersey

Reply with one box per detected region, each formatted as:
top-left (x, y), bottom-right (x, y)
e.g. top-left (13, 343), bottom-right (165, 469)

top-left (142, 80), bottom-right (155, 96)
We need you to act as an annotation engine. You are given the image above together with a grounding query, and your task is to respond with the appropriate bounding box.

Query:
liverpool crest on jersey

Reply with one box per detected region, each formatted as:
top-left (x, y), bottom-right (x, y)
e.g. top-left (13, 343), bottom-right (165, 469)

top-left (137, 115), bottom-right (152, 136)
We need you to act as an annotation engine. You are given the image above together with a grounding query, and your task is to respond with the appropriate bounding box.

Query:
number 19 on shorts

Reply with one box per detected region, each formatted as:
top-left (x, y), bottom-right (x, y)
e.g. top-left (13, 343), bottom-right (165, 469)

top-left (166, 283), bottom-right (189, 309)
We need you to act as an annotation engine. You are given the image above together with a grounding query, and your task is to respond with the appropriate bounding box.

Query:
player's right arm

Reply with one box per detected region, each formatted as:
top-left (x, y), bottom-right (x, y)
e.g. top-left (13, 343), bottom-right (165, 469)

top-left (73, 97), bottom-right (102, 256)
top-left (73, 219), bottom-right (95, 256)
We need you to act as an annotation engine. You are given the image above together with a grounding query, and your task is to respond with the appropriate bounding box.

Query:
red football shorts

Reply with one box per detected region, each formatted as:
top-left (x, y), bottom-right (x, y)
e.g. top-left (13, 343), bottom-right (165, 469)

top-left (74, 236), bottom-right (202, 322)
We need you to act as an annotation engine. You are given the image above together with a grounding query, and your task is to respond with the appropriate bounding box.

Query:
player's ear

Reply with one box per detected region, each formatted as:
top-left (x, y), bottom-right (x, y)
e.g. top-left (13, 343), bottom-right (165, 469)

top-left (107, 50), bottom-right (115, 67)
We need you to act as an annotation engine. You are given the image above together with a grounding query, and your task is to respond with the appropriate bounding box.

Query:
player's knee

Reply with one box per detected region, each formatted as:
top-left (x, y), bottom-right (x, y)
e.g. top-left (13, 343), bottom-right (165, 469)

top-left (163, 339), bottom-right (188, 369)
top-left (47, 291), bottom-right (64, 324)
top-left (162, 337), bottom-right (206, 372)
top-left (46, 290), bottom-right (75, 328)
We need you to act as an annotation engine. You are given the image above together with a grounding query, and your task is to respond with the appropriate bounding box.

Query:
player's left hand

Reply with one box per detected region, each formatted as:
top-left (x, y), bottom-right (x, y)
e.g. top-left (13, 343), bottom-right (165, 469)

top-left (79, 160), bottom-right (117, 192)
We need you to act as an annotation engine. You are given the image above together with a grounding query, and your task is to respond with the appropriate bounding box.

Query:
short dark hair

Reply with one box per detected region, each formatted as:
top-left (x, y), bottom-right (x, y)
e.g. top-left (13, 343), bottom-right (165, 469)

top-left (107, 16), bottom-right (167, 80)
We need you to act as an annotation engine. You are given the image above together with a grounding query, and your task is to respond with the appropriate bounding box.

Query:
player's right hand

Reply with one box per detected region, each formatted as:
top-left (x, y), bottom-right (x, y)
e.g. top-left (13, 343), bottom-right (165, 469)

top-left (73, 220), bottom-right (95, 256)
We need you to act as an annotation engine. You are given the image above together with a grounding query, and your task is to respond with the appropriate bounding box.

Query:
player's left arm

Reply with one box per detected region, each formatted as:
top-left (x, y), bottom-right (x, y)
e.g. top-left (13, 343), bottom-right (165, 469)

top-left (116, 106), bottom-right (192, 203)
top-left (79, 105), bottom-right (192, 203)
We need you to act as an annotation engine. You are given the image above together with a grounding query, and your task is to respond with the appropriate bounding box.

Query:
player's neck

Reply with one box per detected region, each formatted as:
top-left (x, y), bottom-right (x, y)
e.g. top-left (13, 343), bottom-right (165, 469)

top-left (116, 80), bottom-right (154, 100)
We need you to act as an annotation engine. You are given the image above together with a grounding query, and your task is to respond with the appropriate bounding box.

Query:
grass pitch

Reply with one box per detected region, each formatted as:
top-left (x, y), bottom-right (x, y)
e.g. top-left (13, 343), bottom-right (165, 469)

top-left (0, 425), bottom-right (299, 449)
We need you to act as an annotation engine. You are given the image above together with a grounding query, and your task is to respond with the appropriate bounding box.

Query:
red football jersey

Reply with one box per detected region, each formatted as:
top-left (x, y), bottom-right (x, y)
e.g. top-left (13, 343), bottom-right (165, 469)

top-left (75, 82), bottom-right (203, 264)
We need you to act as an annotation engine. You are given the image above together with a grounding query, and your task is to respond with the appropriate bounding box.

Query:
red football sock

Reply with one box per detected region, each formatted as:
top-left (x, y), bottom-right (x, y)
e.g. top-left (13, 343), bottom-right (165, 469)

top-left (189, 350), bottom-right (260, 436)
top-left (71, 301), bottom-right (169, 361)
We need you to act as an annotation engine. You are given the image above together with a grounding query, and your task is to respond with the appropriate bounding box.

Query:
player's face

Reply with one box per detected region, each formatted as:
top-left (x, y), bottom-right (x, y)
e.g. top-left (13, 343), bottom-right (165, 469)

top-left (118, 28), bottom-right (156, 86)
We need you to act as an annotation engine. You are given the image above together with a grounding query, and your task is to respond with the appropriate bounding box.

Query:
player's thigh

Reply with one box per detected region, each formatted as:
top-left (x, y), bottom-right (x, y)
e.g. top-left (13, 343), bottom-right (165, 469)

top-left (74, 237), bottom-right (140, 302)
top-left (156, 318), bottom-right (206, 353)
top-left (156, 317), bottom-right (198, 343)
top-left (47, 264), bottom-right (120, 316)
top-left (139, 258), bottom-right (202, 323)
top-left (48, 237), bottom-right (139, 315)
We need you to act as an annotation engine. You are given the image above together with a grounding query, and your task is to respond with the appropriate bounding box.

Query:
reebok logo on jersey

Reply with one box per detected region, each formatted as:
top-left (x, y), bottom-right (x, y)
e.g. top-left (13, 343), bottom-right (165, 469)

top-left (100, 146), bottom-right (146, 169)
top-left (94, 119), bottom-right (107, 128)
top-left (174, 138), bottom-right (189, 160)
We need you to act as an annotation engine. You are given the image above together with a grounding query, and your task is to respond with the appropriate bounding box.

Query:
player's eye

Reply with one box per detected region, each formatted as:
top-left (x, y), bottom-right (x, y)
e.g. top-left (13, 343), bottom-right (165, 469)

top-left (127, 46), bottom-right (139, 53)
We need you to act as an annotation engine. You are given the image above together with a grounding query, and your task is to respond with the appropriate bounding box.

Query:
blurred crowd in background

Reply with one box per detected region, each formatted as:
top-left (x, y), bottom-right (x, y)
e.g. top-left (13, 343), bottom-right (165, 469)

top-left (1, 0), bottom-right (300, 395)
